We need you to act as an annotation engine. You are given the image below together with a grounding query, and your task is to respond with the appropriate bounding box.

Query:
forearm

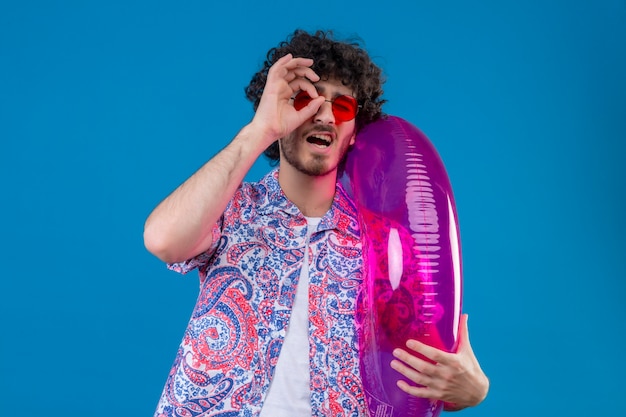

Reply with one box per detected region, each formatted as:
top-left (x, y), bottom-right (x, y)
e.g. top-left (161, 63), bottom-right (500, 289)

top-left (144, 122), bottom-right (273, 263)
top-left (144, 55), bottom-right (323, 263)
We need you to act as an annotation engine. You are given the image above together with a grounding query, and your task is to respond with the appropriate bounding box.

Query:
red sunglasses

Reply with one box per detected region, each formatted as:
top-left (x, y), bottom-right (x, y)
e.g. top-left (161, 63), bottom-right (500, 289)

top-left (293, 90), bottom-right (360, 122)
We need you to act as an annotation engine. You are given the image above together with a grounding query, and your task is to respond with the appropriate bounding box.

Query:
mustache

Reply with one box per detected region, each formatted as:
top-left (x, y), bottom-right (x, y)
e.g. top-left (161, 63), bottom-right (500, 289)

top-left (303, 125), bottom-right (335, 137)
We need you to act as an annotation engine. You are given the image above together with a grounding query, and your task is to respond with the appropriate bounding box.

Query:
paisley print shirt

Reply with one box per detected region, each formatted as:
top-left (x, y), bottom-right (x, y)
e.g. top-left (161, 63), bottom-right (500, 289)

top-left (154, 169), bottom-right (369, 417)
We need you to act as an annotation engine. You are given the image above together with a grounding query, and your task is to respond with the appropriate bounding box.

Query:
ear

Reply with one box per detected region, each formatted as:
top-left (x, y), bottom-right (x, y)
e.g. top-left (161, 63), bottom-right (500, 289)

top-left (349, 132), bottom-right (356, 146)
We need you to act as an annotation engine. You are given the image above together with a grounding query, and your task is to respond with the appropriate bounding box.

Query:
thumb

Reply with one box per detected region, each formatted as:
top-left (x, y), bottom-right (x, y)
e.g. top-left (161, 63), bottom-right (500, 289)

top-left (300, 95), bottom-right (325, 117)
top-left (457, 313), bottom-right (471, 352)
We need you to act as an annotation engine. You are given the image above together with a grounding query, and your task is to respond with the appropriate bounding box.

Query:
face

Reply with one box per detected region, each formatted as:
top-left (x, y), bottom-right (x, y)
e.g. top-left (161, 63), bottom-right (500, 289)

top-left (279, 79), bottom-right (357, 177)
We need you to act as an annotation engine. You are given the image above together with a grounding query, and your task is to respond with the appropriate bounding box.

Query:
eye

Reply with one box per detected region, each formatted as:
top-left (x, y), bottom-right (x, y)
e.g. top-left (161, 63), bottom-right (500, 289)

top-left (332, 95), bottom-right (358, 121)
top-left (333, 97), bottom-right (354, 113)
top-left (293, 91), bottom-right (313, 110)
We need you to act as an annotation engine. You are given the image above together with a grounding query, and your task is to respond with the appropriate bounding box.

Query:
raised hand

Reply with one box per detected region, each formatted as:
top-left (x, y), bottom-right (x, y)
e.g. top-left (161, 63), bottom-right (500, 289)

top-left (251, 53), bottom-right (326, 145)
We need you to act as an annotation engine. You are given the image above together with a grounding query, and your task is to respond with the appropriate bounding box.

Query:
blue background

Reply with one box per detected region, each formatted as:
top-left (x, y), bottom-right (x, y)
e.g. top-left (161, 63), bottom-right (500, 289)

top-left (1, 1), bottom-right (624, 415)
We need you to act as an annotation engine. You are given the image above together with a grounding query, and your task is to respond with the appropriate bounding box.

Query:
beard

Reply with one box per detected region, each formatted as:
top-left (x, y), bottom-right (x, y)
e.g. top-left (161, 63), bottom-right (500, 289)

top-left (280, 131), bottom-right (352, 177)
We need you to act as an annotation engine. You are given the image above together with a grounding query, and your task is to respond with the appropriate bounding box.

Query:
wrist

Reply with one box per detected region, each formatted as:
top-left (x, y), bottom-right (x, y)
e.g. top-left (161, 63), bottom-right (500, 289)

top-left (443, 374), bottom-right (489, 411)
top-left (246, 117), bottom-right (281, 146)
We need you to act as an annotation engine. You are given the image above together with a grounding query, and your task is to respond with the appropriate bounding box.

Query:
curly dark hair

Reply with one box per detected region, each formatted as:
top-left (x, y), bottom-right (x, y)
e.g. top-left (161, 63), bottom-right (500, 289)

top-left (245, 29), bottom-right (386, 161)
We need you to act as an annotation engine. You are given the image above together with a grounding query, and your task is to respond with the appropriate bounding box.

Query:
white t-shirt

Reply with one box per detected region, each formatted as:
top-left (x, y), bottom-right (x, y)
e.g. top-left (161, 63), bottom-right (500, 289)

top-left (259, 216), bottom-right (321, 416)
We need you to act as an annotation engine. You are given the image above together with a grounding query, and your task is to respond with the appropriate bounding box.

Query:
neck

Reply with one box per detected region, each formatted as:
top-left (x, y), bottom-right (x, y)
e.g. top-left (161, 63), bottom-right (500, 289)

top-left (278, 164), bottom-right (337, 217)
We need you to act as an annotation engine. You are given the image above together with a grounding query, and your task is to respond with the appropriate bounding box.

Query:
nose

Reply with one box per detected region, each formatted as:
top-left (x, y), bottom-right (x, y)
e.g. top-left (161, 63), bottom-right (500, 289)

top-left (314, 99), bottom-right (335, 124)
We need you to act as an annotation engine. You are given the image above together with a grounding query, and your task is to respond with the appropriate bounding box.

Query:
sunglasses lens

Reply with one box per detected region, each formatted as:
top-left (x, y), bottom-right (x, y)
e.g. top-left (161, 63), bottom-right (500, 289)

top-left (292, 91), bottom-right (358, 122)
top-left (332, 95), bottom-right (358, 122)
top-left (293, 91), bottom-right (312, 111)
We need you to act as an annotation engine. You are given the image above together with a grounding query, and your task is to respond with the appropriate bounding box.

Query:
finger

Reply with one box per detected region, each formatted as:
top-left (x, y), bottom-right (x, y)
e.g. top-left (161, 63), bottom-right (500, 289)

top-left (268, 54), bottom-right (311, 78)
top-left (287, 78), bottom-right (320, 99)
top-left (283, 71), bottom-right (299, 82)
top-left (396, 379), bottom-right (438, 399)
top-left (291, 94), bottom-right (325, 121)
top-left (390, 358), bottom-right (431, 386)
top-left (282, 55), bottom-right (314, 70)
top-left (404, 339), bottom-right (452, 365)
top-left (283, 67), bottom-right (320, 85)
top-left (277, 55), bottom-right (319, 82)
top-left (291, 66), bottom-right (320, 82)
top-left (455, 313), bottom-right (478, 358)
top-left (457, 313), bottom-right (469, 347)
top-left (392, 348), bottom-right (438, 375)
top-left (269, 53), bottom-right (296, 74)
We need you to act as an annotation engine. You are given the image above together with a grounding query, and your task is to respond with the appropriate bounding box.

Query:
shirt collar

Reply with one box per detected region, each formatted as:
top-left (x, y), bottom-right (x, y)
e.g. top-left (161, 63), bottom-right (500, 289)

top-left (256, 169), bottom-right (360, 237)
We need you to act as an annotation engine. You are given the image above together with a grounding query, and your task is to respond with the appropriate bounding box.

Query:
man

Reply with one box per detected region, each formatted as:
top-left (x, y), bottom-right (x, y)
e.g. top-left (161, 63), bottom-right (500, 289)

top-left (144, 29), bottom-right (489, 417)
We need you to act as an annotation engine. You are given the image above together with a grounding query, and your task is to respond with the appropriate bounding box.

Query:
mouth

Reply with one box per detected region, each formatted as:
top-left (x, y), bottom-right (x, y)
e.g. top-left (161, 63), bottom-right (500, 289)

top-left (306, 133), bottom-right (333, 148)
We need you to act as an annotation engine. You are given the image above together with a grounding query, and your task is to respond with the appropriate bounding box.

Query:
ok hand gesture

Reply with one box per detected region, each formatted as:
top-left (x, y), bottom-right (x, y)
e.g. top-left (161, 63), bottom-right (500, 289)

top-left (251, 53), bottom-right (325, 145)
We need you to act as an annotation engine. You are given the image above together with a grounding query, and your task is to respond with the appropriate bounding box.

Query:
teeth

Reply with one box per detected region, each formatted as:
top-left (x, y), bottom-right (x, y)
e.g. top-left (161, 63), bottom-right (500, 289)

top-left (309, 134), bottom-right (331, 145)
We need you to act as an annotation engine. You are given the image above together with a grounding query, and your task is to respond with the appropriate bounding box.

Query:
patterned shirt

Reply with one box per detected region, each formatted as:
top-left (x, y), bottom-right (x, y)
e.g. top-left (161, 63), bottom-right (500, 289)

top-left (154, 169), bottom-right (369, 417)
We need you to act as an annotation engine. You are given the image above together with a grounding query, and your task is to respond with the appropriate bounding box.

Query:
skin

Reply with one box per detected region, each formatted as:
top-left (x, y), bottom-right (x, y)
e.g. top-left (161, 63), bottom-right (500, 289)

top-left (143, 54), bottom-right (328, 263)
top-left (391, 314), bottom-right (489, 411)
top-left (280, 84), bottom-right (356, 177)
top-left (143, 53), bottom-right (489, 410)
top-left (277, 80), bottom-right (357, 217)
